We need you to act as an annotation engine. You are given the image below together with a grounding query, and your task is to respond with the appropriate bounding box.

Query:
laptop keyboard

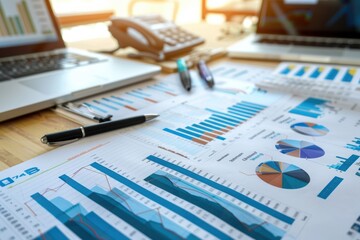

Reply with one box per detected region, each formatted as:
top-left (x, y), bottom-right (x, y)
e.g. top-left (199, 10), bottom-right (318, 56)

top-left (0, 53), bottom-right (104, 82)
top-left (258, 38), bottom-right (360, 49)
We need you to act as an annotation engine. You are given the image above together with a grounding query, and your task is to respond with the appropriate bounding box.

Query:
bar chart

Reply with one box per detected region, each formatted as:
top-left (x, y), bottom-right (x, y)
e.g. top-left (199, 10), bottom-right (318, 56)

top-left (289, 97), bottom-right (330, 118)
top-left (328, 154), bottom-right (360, 172)
top-left (295, 66), bottom-right (309, 77)
top-left (26, 155), bottom-right (307, 240)
top-left (275, 63), bottom-right (360, 84)
top-left (280, 65), bottom-right (296, 75)
top-left (317, 177), bottom-right (343, 200)
top-left (309, 67), bottom-right (324, 79)
top-left (342, 68), bottom-right (356, 83)
top-left (163, 101), bottom-right (267, 145)
top-left (144, 155), bottom-right (306, 239)
top-left (77, 81), bottom-right (179, 119)
top-left (325, 68), bottom-right (339, 81)
top-left (145, 170), bottom-right (286, 240)
top-left (64, 162), bottom-right (230, 239)
top-left (0, 0), bottom-right (36, 36)
top-left (345, 137), bottom-right (360, 152)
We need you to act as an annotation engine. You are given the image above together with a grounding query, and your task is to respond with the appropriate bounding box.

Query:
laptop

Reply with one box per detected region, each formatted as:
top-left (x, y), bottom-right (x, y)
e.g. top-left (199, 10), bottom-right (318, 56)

top-left (0, 0), bottom-right (160, 122)
top-left (228, 0), bottom-right (360, 65)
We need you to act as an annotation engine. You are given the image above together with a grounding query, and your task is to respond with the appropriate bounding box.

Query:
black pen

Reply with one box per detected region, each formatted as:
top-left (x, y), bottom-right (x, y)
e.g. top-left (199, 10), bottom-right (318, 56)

top-left (41, 114), bottom-right (159, 146)
top-left (197, 60), bottom-right (214, 88)
top-left (176, 58), bottom-right (192, 91)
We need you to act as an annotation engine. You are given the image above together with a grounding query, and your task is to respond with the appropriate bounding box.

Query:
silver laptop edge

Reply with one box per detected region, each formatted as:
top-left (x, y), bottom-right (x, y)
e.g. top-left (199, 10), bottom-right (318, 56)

top-left (0, 0), bottom-right (161, 122)
top-left (228, 0), bottom-right (360, 65)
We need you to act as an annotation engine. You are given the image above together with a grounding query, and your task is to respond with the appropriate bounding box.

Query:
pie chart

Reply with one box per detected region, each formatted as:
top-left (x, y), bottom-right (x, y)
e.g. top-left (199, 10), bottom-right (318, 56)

top-left (275, 139), bottom-right (325, 159)
top-left (256, 161), bottom-right (310, 189)
top-left (291, 122), bottom-right (329, 137)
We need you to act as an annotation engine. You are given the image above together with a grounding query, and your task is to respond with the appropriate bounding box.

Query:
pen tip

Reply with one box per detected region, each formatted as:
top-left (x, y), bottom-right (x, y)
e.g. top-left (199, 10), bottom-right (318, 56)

top-left (145, 114), bottom-right (160, 121)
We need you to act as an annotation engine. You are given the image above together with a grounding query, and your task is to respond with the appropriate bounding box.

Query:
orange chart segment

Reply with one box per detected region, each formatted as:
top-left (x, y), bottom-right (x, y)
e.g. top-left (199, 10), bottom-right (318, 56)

top-left (256, 161), bottom-right (310, 189)
top-left (291, 122), bottom-right (329, 137)
top-left (275, 139), bottom-right (325, 159)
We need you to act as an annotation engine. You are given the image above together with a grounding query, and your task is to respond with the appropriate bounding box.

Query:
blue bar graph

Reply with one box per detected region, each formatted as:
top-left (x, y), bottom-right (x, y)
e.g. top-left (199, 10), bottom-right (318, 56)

top-left (163, 101), bottom-right (267, 145)
top-left (342, 69), bottom-right (356, 83)
top-left (309, 67), bottom-right (323, 79)
top-left (325, 68), bottom-right (339, 81)
top-left (345, 137), bottom-right (360, 151)
top-left (289, 97), bottom-right (330, 118)
top-left (185, 126), bottom-right (225, 140)
top-left (280, 65), bottom-right (294, 75)
top-left (328, 155), bottom-right (360, 172)
top-left (145, 170), bottom-right (285, 239)
top-left (146, 155), bottom-right (295, 225)
top-left (78, 82), bottom-right (178, 117)
top-left (60, 163), bottom-right (231, 240)
top-left (31, 193), bottom-right (128, 240)
top-left (295, 67), bottom-right (307, 77)
top-left (33, 227), bottom-right (68, 240)
top-left (317, 177), bottom-right (343, 200)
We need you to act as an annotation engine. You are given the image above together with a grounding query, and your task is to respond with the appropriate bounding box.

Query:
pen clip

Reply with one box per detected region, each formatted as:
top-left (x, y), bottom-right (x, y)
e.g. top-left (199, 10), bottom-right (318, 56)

top-left (41, 136), bottom-right (80, 146)
top-left (58, 102), bottom-right (112, 123)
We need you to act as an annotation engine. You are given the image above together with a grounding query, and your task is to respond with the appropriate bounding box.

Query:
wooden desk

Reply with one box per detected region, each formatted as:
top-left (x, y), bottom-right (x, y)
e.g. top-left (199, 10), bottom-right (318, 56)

top-left (0, 23), bottom-right (278, 171)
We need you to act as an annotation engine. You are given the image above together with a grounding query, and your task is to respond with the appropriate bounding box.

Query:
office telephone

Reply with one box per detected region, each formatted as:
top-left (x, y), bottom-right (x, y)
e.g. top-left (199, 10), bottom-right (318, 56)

top-left (108, 15), bottom-right (205, 61)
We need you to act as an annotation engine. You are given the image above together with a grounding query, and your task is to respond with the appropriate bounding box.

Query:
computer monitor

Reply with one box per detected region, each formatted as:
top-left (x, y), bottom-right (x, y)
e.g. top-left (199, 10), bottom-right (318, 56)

top-left (257, 0), bottom-right (360, 39)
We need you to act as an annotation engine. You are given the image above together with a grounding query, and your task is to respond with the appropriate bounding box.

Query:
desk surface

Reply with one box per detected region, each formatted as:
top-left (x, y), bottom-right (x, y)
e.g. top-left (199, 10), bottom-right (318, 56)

top-left (0, 23), bottom-right (278, 171)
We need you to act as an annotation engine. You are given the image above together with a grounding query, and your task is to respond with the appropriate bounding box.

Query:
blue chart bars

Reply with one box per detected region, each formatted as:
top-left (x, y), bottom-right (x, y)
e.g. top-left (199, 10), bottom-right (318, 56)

top-left (80, 82), bottom-right (178, 116)
top-left (345, 137), bottom-right (360, 152)
top-left (328, 155), bottom-right (360, 172)
top-left (145, 170), bottom-right (285, 240)
top-left (145, 155), bottom-right (298, 239)
top-left (59, 163), bottom-right (229, 240)
top-left (317, 177), bottom-right (344, 200)
top-left (325, 68), bottom-right (339, 81)
top-left (289, 97), bottom-right (330, 118)
top-left (163, 101), bottom-right (267, 145)
top-left (31, 194), bottom-right (128, 240)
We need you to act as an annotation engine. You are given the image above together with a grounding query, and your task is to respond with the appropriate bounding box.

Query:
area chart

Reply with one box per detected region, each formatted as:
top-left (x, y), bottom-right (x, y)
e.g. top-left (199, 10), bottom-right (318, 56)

top-left (290, 122), bottom-right (329, 137)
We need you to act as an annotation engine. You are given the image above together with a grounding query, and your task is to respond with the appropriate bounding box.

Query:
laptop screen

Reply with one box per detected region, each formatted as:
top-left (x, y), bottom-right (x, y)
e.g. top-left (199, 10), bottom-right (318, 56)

top-left (257, 0), bottom-right (360, 39)
top-left (0, 0), bottom-right (63, 57)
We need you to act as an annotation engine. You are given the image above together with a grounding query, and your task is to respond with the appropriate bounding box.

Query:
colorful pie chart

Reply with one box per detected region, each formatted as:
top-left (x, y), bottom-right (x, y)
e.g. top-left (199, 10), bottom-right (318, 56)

top-left (291, 122), bottom-right (329, 137)
top-left (275, 139), bottom-right (325, 159)
top-left (256, 161), bottom-right (310, 189)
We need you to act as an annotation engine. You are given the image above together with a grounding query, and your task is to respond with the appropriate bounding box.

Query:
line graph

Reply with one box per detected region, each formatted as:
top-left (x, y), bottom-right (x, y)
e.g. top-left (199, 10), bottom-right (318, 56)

top-left (31, 193), bottom-right (128, 240)
top-left (27, 165), bottom-right (201, 240)
top-left (145, 170), bottom-right (285, 240)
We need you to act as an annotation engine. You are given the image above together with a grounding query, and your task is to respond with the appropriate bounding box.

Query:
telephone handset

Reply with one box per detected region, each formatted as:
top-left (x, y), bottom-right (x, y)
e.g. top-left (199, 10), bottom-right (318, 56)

top-left (108, 15), bottom-right (205, 61)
